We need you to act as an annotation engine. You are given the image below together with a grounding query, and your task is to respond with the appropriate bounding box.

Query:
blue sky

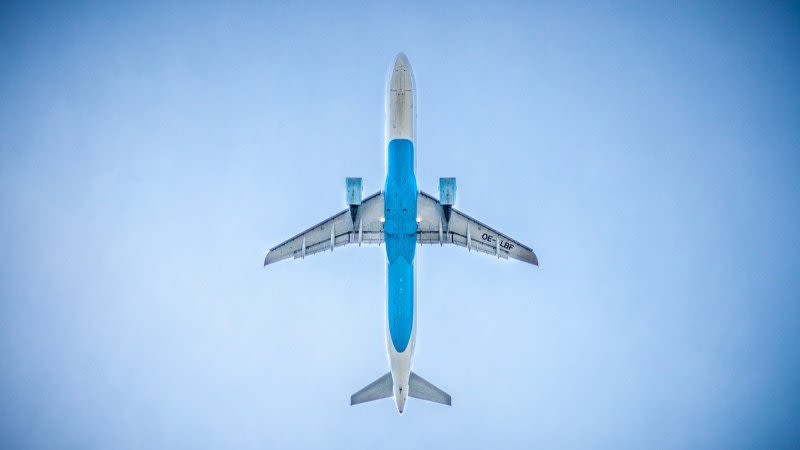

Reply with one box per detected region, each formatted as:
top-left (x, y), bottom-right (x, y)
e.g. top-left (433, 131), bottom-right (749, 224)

top-left (1, 1), bottom-right (799, 448)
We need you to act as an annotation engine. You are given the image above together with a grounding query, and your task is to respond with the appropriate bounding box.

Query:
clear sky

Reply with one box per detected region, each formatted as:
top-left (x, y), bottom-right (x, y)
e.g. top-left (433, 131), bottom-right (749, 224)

top-left (1, 1), bottom-right (799, 449)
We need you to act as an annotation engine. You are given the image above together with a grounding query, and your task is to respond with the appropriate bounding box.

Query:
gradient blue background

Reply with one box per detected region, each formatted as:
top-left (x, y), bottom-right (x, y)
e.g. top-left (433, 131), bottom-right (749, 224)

top-left (1, 2), bottom-right (799, 448)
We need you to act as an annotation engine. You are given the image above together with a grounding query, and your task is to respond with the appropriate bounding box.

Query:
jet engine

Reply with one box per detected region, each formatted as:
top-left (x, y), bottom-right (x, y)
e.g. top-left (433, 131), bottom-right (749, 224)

top-left (346, 177), bottom-right (363, 222)
top-left (439, 177), bottom-right (456, 223)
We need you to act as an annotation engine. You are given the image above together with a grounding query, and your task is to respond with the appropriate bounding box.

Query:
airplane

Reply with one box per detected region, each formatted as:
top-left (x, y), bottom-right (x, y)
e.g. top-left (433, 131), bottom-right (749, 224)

top-left (263, 53), bottom-right (538, 413)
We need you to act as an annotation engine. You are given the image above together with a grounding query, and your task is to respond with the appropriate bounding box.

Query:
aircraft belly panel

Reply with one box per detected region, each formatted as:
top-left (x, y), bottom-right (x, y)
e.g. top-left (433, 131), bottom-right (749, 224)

top-left (385, 138), bottom-right (417, 353)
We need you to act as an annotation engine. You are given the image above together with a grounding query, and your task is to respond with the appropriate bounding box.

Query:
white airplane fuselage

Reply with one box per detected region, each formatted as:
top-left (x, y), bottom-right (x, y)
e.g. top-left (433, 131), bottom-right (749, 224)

top-left (383, 53), bottom-right (417, 413)
top-left (263, 52), bottom-right (536, 413)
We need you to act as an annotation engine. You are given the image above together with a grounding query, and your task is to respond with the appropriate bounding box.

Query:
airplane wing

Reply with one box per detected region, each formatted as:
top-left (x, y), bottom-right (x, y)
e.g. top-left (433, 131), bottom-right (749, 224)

top-left (416, 191), bottom-right (538, 266)
top-left (264, 192), bottom-right (384, 265)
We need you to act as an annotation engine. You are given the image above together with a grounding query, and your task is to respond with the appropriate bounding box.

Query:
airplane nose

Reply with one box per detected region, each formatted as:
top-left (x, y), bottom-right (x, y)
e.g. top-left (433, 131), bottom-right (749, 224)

top-left (391, 52), bottom-right (413, 86)
top-left (387, 52), bottom-right (415, 142)
top-left (394, 52), bottom-right (410, 70)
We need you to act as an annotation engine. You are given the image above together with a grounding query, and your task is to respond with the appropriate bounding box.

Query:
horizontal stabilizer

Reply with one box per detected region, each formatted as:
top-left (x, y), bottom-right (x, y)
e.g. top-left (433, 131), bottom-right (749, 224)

top-left (409, 372), bottom-right (451, 406)
top-left (350, 372), bottom-right (393, 405)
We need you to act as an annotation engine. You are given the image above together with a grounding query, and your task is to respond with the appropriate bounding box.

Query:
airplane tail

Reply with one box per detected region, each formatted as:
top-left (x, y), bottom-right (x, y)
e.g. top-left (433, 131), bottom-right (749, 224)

top-left (409, 372), bottom-right (451, 406)
top-left (350, 372), bottom-right (393, 405)
top-left (350, 371), bottom-right (451, 406)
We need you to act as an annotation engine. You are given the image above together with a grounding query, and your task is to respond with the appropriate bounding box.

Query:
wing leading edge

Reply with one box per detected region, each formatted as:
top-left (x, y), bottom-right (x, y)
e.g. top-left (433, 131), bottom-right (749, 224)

top-left (264, 191), bottom-right (384, 265)
top-left (416, 191), bottom-right (538, 266)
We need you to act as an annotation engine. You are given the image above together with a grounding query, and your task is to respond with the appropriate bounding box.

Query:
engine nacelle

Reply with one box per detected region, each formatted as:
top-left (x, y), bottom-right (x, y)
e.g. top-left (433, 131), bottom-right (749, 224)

top-left (439, 177), bottom-right (456, 224)
top-left (346, 177), bottom-right (363, 205)
top-left (346, 177), bottom-right (363, 223)
top-left (439, 177), bottom-right (456, 205)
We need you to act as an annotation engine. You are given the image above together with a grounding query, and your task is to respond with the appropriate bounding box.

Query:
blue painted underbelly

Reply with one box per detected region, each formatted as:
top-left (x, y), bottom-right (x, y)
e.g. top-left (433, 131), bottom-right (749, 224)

top-left (384, 139), bottom-right (417, 353)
